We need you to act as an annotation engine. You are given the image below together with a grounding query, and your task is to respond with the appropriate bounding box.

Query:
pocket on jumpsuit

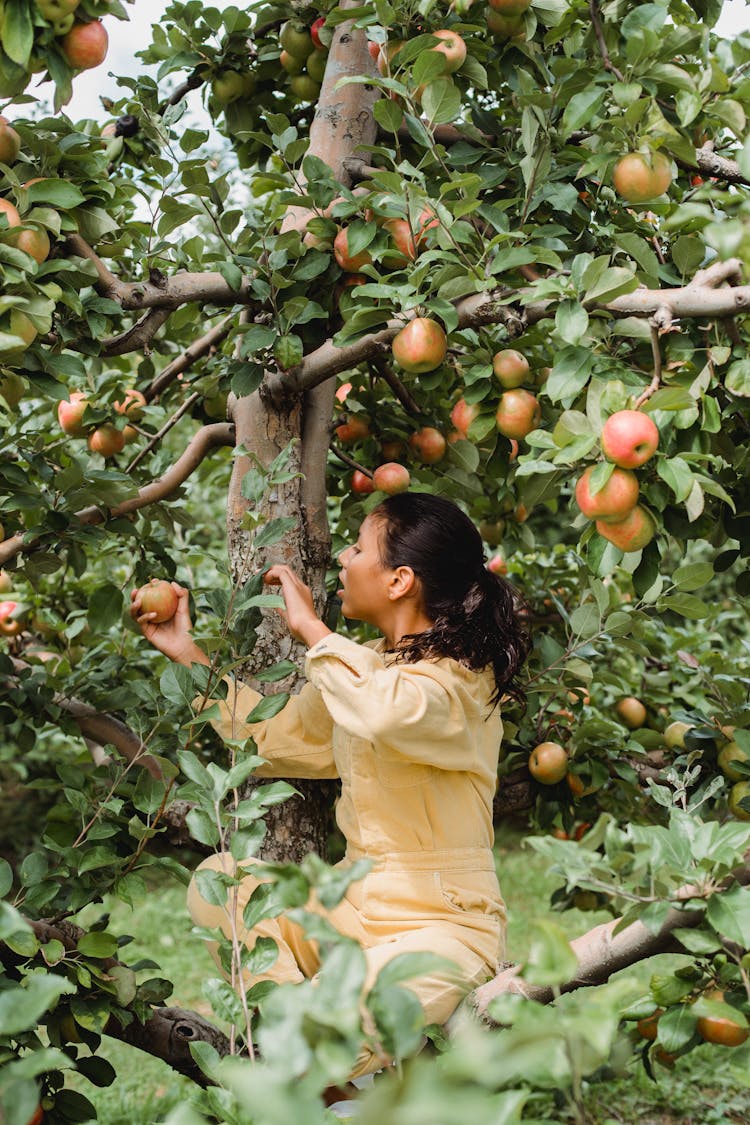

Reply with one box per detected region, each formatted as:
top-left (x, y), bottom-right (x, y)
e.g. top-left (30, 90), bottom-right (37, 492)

top-left (439, 870), bottom-right (504, 921)
top-left (362, 869), bottom-right (446, 923)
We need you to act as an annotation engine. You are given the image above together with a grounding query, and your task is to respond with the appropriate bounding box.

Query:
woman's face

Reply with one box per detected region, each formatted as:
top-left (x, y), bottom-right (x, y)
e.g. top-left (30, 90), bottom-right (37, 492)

top-left (337, 516), bottom-right (393, 624)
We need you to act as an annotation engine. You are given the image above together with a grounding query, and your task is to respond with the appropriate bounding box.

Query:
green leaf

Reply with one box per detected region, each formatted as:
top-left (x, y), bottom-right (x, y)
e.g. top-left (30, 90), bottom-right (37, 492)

top-left (25, 181), bottom-right (86, 209)
top-left (77, 931), bottom-right (119, 958)
top-left (247, 693), bottom-right (289, 723)
top-left (726, 360), bottom-right (750, 397)
top-left (421, 79), bottom-right (461, 125)
top-left (643, 387), bottom-right (696, 412)
top-left (657, 456), bottom-right (694, 502)
top-left (707, 885), bottom-right (750, 946)
top-left (0, 973), bottom-right (75, 1035)
top-left (2, 0), bottom-right (33, 66)
top-left (0, 856), bottom-right (12, 896)
top-left (88, 583), bottom-right (123, 631)
top-left (546, 347), bottom-right (593, 404)
top-left (657, 593), bottom-right (709, 619)
top-left (672, 236), bottom-right (705, 275)
top-left (523, 920), bottom-right (578, 986)
top-left (160, 664), bottom-right (198, 709)
top-left (672, 562), bottom-right (712, 592)
top-left (656, 1003), bottom-right (696, 1051)
top-left (373, 98), bottom-right (403, 132)
top-left (273, 334), bottom-right (303, 370)
top-left (561, 89), bottom-right (606, 139)
top-left (583, 267), bottom-right (638, 305)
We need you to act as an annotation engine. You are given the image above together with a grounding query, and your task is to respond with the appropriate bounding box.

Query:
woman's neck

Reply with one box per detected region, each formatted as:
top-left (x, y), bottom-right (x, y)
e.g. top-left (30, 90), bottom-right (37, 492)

top-left (382, 605), bottom-right (435, 649)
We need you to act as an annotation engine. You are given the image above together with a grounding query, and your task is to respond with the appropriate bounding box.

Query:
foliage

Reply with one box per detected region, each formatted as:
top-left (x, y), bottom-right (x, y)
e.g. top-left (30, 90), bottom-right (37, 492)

top-left (0, 0), bottom-right (750, 1118)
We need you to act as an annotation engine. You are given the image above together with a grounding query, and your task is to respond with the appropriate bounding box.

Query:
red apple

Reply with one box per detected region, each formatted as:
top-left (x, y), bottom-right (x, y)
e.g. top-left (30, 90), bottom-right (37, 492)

top-left (12, 228), bottom-right (51, 264)
top-left (600, 410), bottom-right (659, 468)
top-left (487, 554), bottom-right (508, 576)
top-left (495, 389), bottom-right (541, 439)
top-left (415, 206), bottom-right (439, 244)
top-left (0, 600), bottom-right (22, 636)
top-left (430, 29), bottom-right (467, 73)
top-left (114, 388), bottom-right (147, 421)
top-left (373, 462), bottom-right (410, 494)
top-left (0, 198), bottom-right (21, 229)
top-left (616, 696), bottom-right (647, 729)
top-left (334, 227), bottom-right (372, 272)
top-left (487, 9), bottom-right (526, 37)
top-left (408, 426), bottom-right (446, 464)
top-left (335, 416), bottom-right (370, 443)
top-left (351, 469), bottom-right (375, 495)
top-left (0, 120), bottom-right (21, 164)
top-left (451, 397), bottom-right (479, 436)
top-left (391, 317), bottom-right (447, 374)
top-left (137, 578), bottom-right (179, 623)
top-left (613, 151), bottom-right (673, 204)
top-left (381, 439), bottom-right (406, 460)
top-left (574, 465), bottom-right (639, 522)
top-left (88, 424), bottom-right (125, 458)
top-left (310, 17), bottom-right (326, 49)
top-left (61, 20), bottom-right (109, 70)
top-left (57, 391), bottom-right (89, 436)
top-left (383, 218), bottom-right (417, 262)
top-left (596, 505), bottom-right (656, 552)
top-left (492, 349), bottom-right (530, 388)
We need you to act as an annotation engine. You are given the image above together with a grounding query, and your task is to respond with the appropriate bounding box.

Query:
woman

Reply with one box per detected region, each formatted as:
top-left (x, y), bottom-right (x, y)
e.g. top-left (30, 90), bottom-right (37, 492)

top-left (132, 493), bottom-right (530, 1077)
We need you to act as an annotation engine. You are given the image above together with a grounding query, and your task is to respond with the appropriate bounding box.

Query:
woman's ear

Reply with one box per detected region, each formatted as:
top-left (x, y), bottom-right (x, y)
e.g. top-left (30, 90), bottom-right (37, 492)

top-left (388, 565), bottom-right (418, 601)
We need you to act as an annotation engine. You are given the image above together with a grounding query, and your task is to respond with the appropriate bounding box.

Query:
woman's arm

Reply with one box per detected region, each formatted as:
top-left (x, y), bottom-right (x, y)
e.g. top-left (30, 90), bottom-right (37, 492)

top-left (131, 581), bottom-right (337, 779)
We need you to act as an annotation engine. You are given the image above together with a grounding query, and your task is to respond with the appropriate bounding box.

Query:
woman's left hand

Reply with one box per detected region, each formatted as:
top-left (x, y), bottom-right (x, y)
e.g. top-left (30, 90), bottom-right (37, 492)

top-left (263, 565), bottom-right (332, 648)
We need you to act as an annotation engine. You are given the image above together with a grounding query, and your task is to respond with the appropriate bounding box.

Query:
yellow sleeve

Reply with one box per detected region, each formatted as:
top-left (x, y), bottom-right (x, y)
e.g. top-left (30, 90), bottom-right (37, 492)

top-left (304, 634), bottom-right (486, 771)
top-left (193, 675), bottom-right (337, 779)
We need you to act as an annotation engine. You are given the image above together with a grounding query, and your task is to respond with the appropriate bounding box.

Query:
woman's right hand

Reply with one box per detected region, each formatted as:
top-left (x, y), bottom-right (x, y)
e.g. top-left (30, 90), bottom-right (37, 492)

top-left (130, 583), bottom-right (208, 667)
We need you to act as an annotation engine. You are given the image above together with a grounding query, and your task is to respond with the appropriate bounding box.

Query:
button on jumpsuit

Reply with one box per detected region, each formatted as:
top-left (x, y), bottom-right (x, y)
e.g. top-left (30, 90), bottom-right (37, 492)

top-left (187, 633), bottom-right (507, 1077)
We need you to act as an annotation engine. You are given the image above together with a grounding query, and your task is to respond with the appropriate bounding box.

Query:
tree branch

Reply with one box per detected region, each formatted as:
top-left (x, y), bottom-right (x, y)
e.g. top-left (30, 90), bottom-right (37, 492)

top-left (146, 316), bottom-right (235, 401)
top-left (329, 442), bottom-right (373, 477)
top-left (371, 355), bottom-right (421, 415)
top-left (588, 0), bottom-right (625, 81)
top-left (100, 309), bottom-right (173, 356)
top-left (0, 424), bottom-right (235, 566)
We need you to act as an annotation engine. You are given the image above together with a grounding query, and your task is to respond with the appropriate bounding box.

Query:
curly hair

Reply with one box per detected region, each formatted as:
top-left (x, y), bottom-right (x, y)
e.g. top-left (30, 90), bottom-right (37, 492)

top-left (371, 493), bottom-right (531, 707)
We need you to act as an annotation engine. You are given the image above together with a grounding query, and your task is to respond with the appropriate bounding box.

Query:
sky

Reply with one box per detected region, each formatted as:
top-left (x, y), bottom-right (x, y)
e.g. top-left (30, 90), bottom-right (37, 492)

top-left (34, 0), bottom-right (750, 125)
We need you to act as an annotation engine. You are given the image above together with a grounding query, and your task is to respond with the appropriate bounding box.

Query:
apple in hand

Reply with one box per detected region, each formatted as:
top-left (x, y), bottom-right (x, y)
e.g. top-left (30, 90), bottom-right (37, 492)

top-left (373, 462), bottom-right (410, 494)
top-left (136, 579), bottom-right (179, 623)
top-left (600, 410), bottom-right (659, 468)
top-left (574, 465), bottom-right (639, 522)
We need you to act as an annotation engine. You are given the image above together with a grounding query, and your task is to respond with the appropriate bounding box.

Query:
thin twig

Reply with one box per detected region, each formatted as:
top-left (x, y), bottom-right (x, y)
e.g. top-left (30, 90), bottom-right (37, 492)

top-left (329, 443), bottom-right (373, 477)
top-left (126, 392), bottom-right (201, 472)
top-left (146, 315), bottom-right (234, 400)
top-left (588, 0), bottom-right (625, 80)
top-left (370, 354), bottom-right (421, 414)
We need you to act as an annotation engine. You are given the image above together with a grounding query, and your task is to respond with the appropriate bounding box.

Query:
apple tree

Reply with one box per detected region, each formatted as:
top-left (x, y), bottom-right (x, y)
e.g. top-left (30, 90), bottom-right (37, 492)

top-left (1, 0), bottom-right (750, 1119)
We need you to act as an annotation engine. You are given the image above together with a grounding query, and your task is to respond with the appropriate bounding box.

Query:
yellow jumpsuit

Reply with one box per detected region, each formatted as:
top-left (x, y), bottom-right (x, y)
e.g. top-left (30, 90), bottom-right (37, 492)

top-left (187, 633), bottom-right (506, 1077)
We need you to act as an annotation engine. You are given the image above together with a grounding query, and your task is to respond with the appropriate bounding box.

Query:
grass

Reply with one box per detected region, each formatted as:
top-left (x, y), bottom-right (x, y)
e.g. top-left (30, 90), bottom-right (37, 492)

top-left (62, 830), bottom-right (750, 1124)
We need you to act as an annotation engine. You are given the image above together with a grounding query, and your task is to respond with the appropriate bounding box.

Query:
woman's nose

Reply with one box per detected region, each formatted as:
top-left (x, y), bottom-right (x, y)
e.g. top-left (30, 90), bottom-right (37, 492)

top-left (338, 546), bottom-right (352, 565)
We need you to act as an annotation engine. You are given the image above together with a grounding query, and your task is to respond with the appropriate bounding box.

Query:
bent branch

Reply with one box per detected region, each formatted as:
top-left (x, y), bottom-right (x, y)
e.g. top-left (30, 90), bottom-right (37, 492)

top-left (0, 423), bottom-right (235, 566)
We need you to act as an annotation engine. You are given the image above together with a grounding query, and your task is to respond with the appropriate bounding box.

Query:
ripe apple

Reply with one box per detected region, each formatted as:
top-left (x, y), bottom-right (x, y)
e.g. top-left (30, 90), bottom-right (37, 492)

top-left (335, 382), bottom-right (352, 403)
top-left (61, 20), bottom-right (109, 70)
top-left (351, 469), bottom-right (375, 495)
top-left (636, 1009), bottom-right (664, 1041)
top-left (528, 741), bottom-right (569, 784)
top-left (415, 206), bottom-right (439, 244)
top-left (280, 20), bottom-right (313, 59)
top-left (334, 228), bottom-right (372, 272)
top-left (114, 388), bottom-right (147, 421)
top-left (495, 389), bottom-right (540, 439)
top-left (451, 397), bottom-right (479, 436)
top-left (430, 29), bottom-right (467, 73)
top-left (0, 197), bottom-right (21, 228)
top-left (408, 426), bottom-right (446, 464)
top-left (310, 16), bottom-right (326, 49)
top-left (373, 462), bottom-right (410, 494)
top-left (335, 415), bottom-right (370, 443)
top-left (0, 600), bottom-right (22, 636)
top-left (574, 465), bottom-right (639, 522)
top-left (7, 310), bottom-right (36, 351)
top-left (12, 228), bottom-right (50, 264)
top-left (137, 578), bottom-right (179, 623)
top-left (383, 218), bottom-right (417, 262)
top-left (492, 348), bottom-right (529, 388)
top-left (58, 390), bottom-right (89, 436)
top-left (0, 119), bottom-right (20, 163)
top-left (487, 9), bottom-right (526, 37)
top-left (601, 410), bottom-right (659, 468)
top-left (88, 424), bottom-right (125, 457)
top-left (696, 996), bottom-right (749, 1047)
top-left (613, 151), bottom-right (673, 203)
top-left (372, 39), bottom-right (403, 75)
top-left (487, 554), bottom-right (507, 576)
top-left (615, 696), bottom-right (647, 729)
top-left (663, 720), bottom-right (693, 749)
top-left (596, 505), bottom-right (656, 552)
top-left (718, 741), bottom-right (750, 781)
top-left (391, 318), bottom-right (447, 374)
top-left (381, 438), bottom-right (405, 461)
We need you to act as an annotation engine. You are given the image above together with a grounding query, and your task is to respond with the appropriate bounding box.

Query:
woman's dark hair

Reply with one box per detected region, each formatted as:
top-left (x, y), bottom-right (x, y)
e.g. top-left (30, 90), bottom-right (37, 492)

top-left (371, 493), bottom-right (531, 707)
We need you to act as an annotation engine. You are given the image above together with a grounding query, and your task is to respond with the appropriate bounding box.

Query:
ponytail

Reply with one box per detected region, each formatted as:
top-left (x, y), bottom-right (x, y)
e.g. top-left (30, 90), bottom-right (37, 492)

top-left (372, 494), bottom-right (531, 708)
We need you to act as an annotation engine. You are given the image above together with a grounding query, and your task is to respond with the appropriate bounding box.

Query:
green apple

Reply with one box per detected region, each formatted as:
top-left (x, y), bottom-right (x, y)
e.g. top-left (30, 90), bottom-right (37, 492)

top-left (718, 741), bottom-right (750, 782)
top-left (728, 781), bottom-right (750, 821)
top-left (306, 48), bottom-right (327, 83)
top-left (289, 74), bottom-right (321, 100)
top-left (280, 49), bottom-right (304, 75)
top-left (34, 0), bottom-right (79, 19)
top-left (664, 720), bottom-right (693, 749)
top-left (280, 20), bottom-right (313, 59)
top-left (211, 70), bottom-right (246, 105)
